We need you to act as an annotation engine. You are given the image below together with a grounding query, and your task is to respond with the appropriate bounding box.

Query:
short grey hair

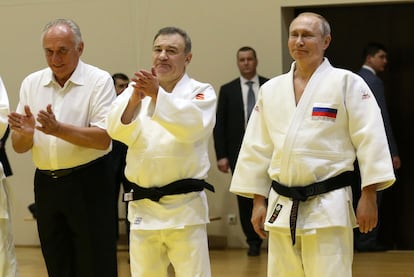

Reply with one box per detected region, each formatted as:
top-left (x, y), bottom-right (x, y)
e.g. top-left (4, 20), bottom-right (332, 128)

top-left (296, 12), bottom-right (331, 37)
top-left (41, 18), bottom-right (83, 46)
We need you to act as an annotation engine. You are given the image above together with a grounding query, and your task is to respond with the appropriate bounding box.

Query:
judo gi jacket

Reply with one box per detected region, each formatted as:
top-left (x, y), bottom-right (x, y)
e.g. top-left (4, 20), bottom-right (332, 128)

top-left (230, 58), bottom-right (395, 233)
top-left (107, 74), bottom-right (216, 230)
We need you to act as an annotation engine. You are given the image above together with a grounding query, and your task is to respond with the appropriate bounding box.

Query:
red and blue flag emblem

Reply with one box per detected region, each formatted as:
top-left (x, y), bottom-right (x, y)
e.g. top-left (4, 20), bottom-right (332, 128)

top-left (312, 106), bottom-right (337, 120)
top-left (195, 93), bottom-right (204, 100)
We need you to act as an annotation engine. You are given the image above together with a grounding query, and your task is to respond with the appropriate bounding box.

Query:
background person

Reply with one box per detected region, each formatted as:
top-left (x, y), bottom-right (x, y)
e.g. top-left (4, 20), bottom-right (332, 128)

top-left (113, 72), bottom-right (130, 96)
top-left (110, 72), bottom-right (133, 244)
top-left (353, 42), bottom-right (401, 252)
top-left (213, 46), bottom-right (268, 256)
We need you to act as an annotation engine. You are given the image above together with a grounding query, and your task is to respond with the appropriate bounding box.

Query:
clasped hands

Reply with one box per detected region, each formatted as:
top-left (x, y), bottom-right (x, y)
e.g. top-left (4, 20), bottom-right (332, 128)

top-left (130, 66), bottom-right (159, 103)
top-left (8, 104), bottom-right (60, 136)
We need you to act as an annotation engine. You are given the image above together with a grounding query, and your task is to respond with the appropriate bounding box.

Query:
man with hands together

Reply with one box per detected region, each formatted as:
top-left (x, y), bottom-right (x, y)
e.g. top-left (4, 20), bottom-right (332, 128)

top-left (9, 18), bottom-right (117, 277)
top-left (107, 26), bottom-right (216, 277)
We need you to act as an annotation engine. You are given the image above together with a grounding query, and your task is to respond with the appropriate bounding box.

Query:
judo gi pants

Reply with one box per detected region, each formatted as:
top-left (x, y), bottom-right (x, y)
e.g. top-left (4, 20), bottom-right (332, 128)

top-left (268, 226), bottom-right (353, 277)
top-left (130, 224), bottom-right (211, 277)
top-left (0, 179), bottom-right (18, 277)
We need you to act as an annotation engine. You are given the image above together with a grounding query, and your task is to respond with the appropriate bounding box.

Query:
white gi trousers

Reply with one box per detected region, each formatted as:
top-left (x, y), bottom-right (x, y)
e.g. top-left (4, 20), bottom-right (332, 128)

top-left (130, 224), bottom-right (211, 277)
top-left (0, 179), bottom-right (18, 277)
top-left (268, 226), bottom-right (353, 277)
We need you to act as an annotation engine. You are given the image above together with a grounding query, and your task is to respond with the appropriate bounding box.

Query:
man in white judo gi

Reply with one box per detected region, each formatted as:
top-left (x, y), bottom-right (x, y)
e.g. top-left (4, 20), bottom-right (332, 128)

top-left (230, 12), bottom-right (395, 277)
top-left (107, 27), bottom-right (216, 277)
top-left (0, 76), bottom-right (18, 277)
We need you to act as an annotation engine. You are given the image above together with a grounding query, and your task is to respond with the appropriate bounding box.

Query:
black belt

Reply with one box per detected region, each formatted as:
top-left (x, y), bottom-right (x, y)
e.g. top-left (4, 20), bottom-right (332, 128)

top-left (123, 178), bottom-right (215, 202)
top-left (37, 156), bottom-right (106, 179)
top-left (271, 171), bottom-right (353, 245)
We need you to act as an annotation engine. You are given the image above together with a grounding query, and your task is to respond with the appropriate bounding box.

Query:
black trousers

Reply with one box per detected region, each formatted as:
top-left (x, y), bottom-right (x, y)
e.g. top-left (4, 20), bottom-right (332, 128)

top-left (237, 195), bottom-right (263, 247)
top-left (109, 140), bottom-right (132, 241)
top-left (34, 156), bottom-right (118, 277)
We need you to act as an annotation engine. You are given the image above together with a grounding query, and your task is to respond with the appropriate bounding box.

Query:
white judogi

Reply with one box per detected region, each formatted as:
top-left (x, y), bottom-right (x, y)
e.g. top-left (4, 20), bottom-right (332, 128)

top-left (230, 59), bottom-right (395, 276)
top-left (107, 74), bottom-right (216, 277)
top-left (0, 76), bottom-right (18, 277)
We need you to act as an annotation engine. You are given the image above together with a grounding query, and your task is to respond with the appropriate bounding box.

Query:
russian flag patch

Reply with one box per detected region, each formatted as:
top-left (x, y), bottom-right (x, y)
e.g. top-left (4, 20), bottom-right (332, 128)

top-left (312, 106), bottom-right (337, 121)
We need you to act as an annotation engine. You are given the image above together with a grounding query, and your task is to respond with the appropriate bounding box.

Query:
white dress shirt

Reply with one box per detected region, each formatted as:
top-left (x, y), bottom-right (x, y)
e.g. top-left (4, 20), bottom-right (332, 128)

top-left (16, 61), bottom-right (115, 169)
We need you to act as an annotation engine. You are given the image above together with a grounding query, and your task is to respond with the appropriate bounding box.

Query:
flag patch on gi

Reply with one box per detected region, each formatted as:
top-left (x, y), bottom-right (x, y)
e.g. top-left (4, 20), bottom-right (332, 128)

top-left (311, 106), bottom-right (337, 121)
top-left (195, 93), bottom-right (204, 100)
top-left (268, 204), bottom-right (283, 223)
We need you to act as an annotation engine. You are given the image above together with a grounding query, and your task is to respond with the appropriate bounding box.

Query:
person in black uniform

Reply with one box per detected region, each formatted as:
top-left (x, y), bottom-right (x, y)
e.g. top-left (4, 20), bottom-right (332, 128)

top-left (110, 73), bottom-right (133, 244)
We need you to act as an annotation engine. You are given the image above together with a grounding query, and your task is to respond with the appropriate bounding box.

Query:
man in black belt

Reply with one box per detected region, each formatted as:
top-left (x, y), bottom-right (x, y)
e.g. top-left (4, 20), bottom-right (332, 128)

top-left (107, 26), bottom-right (216, 276)
top-left (229, 12), bottom-right (395, 276)
top-left (8, 19), bottom-right (117, 277)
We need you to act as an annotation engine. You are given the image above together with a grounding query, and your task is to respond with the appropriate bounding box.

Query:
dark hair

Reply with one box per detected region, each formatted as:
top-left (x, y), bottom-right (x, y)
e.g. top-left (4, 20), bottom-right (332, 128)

top-left (237, 46), bottom-right (257, 59)
top-left (363, 42), bottom-right (387, 58)
top-left (112, 73), bottom-right (129, 82)
top-left (153, 27), bottom-right (192, 54)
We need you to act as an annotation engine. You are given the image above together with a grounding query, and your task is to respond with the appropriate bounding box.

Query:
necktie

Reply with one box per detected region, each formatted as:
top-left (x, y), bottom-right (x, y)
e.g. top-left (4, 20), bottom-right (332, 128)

top-left (246, 81), bottom-right (255, 119)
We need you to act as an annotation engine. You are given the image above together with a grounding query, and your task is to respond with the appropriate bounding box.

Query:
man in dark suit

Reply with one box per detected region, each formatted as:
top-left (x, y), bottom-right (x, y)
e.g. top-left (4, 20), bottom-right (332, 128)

top-left (353, 42), bottom-right (401, 251)
top-left (214, 46), bottom-right (268, 256)
top-left (110, 73), bottom-right (133, 244)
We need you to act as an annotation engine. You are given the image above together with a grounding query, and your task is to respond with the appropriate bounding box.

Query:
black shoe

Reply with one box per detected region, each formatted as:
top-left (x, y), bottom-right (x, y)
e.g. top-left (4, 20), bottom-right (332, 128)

top-left (247, 244), bottom-right (261, 256)
top-left (356, 244), bottom-right (389, 252)
top-left (28, 203), bottom-right (37, 219)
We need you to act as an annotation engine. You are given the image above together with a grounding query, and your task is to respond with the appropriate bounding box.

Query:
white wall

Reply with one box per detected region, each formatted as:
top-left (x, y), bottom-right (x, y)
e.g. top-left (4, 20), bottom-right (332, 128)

top-left (0, 0), bottom-right (407, 247)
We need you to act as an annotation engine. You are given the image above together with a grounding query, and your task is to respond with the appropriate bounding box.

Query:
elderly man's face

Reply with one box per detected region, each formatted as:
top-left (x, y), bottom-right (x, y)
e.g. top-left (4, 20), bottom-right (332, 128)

top-left (43, 24), bottom-right (83, 85)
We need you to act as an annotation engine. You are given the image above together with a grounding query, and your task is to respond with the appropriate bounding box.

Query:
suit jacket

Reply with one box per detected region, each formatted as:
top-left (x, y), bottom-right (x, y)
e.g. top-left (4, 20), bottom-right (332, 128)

top-left (214, 76), bottom-right (269, 171)
top-left (357, 67), bottom-right (399, 156)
